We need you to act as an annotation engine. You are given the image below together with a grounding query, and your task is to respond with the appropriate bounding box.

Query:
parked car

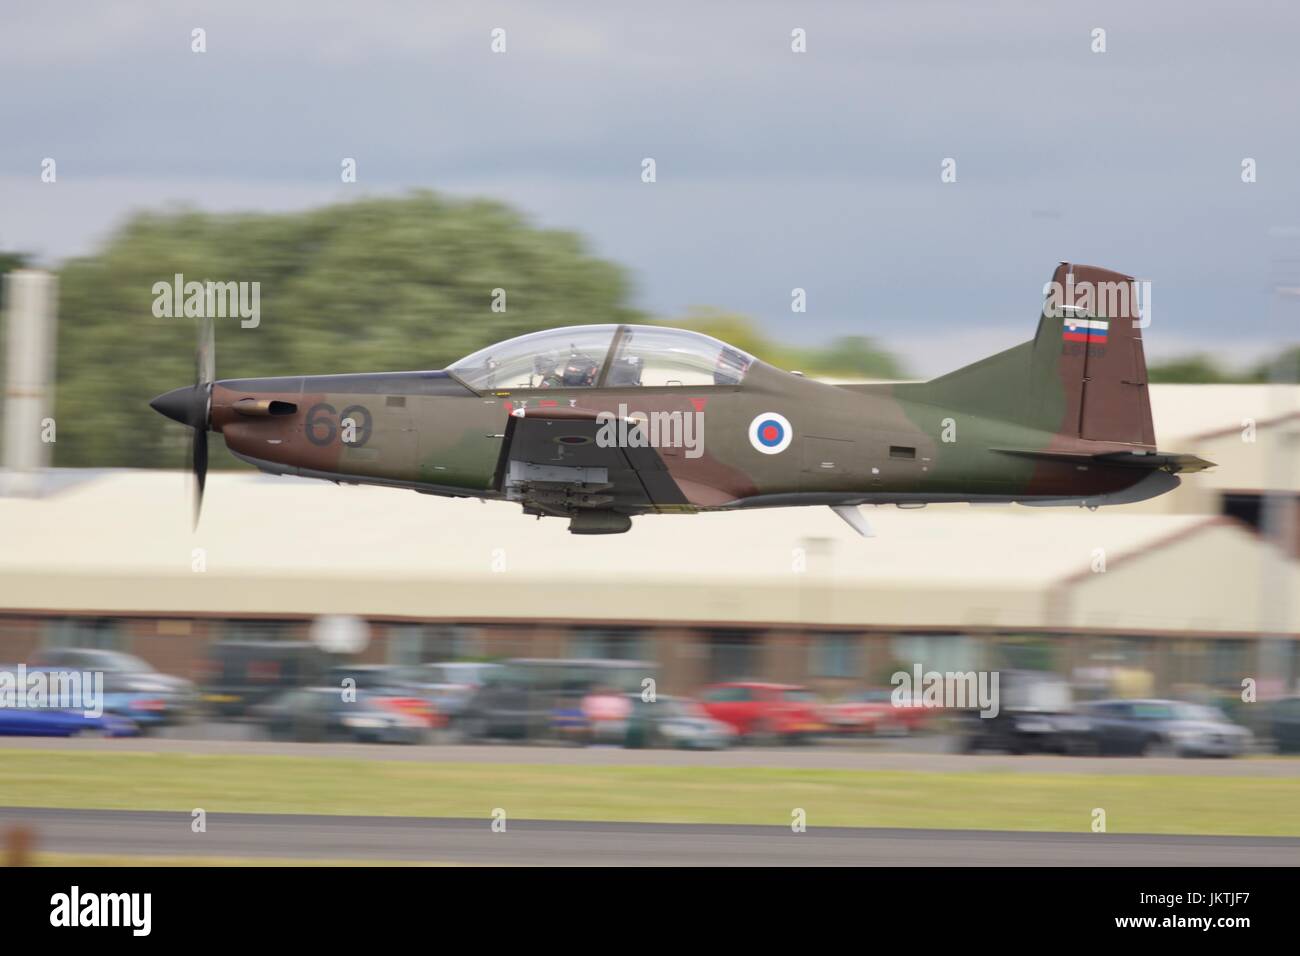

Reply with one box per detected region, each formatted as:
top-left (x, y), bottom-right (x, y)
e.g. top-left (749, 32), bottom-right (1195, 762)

top-left (199, 640), bottom-right (327, 717)
top-left (697, 681), bottom-right (826, 744)
top-left (824, 689), bottom-right (932, 736)
top-left (316, 666), bottom-right (440, 728)
top-left (1080, 699), bottom-right (1252, 757)
top-left (389, 662), bottom-right (501, 723)
top-left (0, 704), bottom-right (138, 738)
top-left (1268, 695), bottom-right (1300, 754)
top-left (27, 648), bottom-right (196, 728)
top-left (623, 694), bottom-right (736, 750)
top-left (253, 687), bottom-right (428, 744)
top-left (957, 670), bottom-right (1091, 755)
top-left (459, 658), bottom-right (656, 742)
top-left (324, 663), bottom-right (415, 694)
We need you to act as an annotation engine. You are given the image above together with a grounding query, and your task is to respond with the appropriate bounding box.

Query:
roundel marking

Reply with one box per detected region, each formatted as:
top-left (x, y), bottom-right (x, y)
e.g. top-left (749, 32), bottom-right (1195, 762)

top-left (748, 412), bottom-right (793, 454)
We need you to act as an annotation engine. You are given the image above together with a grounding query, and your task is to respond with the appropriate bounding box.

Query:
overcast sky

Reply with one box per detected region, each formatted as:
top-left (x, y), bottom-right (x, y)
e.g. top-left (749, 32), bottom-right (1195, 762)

top-left (1, 0), bottom-right (1297, 375)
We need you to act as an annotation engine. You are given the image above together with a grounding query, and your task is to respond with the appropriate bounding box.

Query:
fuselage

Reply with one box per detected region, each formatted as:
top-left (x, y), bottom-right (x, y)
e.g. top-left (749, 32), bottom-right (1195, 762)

top-left (207, 360), bottom-right (1169, 513)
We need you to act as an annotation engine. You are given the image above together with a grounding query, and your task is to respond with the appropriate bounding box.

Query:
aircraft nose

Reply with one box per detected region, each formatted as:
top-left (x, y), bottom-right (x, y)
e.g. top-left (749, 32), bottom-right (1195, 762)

top-left (149, 385), bottom-right (202, 427)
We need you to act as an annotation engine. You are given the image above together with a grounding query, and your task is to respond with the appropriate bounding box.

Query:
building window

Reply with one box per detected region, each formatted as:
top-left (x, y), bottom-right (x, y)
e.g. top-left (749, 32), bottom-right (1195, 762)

top-left (220, 619), bottom-right (298, 642)
top-left (473, 624), bottom-right (533, 660)
top-left (705, 629), bottom-right (759, 682)
top-left (1207, 639), bottom-right (1248, 690)
top-left (990, 635), bottom-right (1059, 672)
top-left (810, 633), bottom-right (859, 678)
top-left (45, 617), bottom-right (121, 650)
top-left (568, 627), bottom-right (646, 661)
top-left (889, 633), bottom-right (979, 675)
top-left (386, 624), bottom-right (474, 664)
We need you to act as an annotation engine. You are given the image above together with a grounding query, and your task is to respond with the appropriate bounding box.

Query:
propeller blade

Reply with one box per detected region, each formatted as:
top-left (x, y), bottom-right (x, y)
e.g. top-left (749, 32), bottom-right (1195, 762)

top-left (196, 314), bottom-right (215, 385)
top-left (192, 424), bottom-right (208, 529)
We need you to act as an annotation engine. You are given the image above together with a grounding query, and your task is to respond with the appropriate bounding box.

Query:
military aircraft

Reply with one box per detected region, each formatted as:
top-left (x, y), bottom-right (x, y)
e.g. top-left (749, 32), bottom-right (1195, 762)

top-left (150, 262), bottom-right (1212, 535)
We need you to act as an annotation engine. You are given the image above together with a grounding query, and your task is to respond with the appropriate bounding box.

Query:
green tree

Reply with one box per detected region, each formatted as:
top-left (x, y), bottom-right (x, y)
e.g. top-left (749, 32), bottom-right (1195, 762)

top-left (1147, 354), bottom-right (1237, 383)
top-left (1249, 346), bottom-right (1300, 384)
top-left (0, 251), bottom-right (30, 279)
top-left (1148, 350), bottom-right (1300, 384)
top-left (665, 309), bottom-right (906, 380)
top-left (803, 335), bottom-right (907, 380)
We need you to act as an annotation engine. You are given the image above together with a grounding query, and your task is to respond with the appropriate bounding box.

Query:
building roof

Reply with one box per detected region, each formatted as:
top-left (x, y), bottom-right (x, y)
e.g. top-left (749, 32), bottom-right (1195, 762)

top-left (0, 470), bottom-right (1292, 635)
top-left (1148, 384), bottom-right (1300, 444)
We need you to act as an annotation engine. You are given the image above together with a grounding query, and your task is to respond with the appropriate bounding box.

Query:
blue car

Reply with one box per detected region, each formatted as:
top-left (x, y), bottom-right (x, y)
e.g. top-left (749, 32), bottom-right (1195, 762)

top-left (0, 706), bottom-right (138, 737)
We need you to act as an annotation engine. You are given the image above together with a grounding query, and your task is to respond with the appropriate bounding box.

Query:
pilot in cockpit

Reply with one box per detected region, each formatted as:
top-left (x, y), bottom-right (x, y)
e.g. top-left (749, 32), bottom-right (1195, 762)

top-left (535, 348), bottom-right (600, 388)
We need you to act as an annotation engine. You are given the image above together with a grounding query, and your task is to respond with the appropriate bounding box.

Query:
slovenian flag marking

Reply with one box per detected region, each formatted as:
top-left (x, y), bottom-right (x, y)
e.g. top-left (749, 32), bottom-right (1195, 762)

top-left (1062, 316), bottom-right (1109, 343)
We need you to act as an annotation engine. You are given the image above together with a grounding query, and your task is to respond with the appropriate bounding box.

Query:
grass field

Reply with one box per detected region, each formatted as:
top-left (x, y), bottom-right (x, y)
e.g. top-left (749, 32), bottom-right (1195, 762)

top-left (3, 749), bottom-right (1299, 835)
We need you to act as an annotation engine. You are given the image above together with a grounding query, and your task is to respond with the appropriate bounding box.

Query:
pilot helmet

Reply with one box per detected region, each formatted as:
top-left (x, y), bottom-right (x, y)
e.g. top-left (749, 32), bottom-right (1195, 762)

top-left (561, 353), bottom-right (599, 386)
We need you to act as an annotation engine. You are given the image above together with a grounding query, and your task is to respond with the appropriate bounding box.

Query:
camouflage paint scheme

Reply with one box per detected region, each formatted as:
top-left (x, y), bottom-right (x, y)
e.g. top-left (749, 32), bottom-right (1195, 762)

top-left (156, 264), bottom-right (1212, 534)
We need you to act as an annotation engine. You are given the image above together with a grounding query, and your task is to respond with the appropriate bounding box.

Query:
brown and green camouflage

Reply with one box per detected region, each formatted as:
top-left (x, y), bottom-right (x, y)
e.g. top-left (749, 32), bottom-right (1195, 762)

top-left (151, 263), bottom-right (1212, 534)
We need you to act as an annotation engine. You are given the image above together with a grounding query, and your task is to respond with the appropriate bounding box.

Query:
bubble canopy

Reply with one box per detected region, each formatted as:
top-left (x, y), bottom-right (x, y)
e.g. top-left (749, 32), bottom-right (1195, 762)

top-left (447, 324), bottom-right (755, 391)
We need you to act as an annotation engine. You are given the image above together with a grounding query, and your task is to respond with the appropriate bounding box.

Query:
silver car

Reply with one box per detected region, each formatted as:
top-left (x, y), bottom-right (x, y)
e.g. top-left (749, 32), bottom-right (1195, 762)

top-left (1081, 699), bottom-right (1252, 757)
top-left (626, 695), bottom-right (736, 750)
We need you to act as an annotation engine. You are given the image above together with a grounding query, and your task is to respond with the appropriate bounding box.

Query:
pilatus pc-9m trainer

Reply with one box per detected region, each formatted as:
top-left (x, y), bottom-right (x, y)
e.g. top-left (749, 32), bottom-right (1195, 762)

top-left (151, 263), bottom-right (1211, 535)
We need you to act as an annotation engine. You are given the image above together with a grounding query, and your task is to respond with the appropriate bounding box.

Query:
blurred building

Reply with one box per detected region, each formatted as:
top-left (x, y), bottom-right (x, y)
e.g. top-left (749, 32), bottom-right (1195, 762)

top-left (1140, 385), bottom-right (1300, 553)
top-left (0, 383), bottom-right (1296, 702)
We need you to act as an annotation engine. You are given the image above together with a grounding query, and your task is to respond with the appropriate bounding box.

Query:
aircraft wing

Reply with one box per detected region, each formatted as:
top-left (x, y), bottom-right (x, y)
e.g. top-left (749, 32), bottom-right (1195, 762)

top-left (492, 406), bottom-right (689, 514)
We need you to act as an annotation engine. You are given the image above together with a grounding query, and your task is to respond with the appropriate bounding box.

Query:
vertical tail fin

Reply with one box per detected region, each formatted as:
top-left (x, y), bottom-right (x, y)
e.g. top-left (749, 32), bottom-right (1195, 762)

top-left (907, 262), bottom-right (1156, 449)
top-left (1036, 262), bottom-right (1155, 446)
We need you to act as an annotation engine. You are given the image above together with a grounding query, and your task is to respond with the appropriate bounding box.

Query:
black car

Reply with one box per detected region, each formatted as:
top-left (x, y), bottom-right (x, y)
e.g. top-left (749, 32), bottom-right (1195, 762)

top-left (957, 670), bottom-right (1092, 755)
top-left (200, 640), bottom-right (327, 717)
top-left (1269, 696), bottom-right (1300, 754)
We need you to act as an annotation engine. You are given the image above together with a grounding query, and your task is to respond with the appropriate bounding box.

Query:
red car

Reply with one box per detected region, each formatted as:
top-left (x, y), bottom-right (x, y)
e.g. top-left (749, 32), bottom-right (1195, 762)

top-left (698, 682), bottom-right (826, 743)
top-left (823, 689), bottom-right (932, 736)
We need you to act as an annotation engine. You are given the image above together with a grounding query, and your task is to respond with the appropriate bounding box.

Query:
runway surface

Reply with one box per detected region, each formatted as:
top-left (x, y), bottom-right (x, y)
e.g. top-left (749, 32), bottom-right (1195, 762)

top-left (4, 735), bottom-right (1297, 776)
top-left (4, 807), bottom-right (1298, 865)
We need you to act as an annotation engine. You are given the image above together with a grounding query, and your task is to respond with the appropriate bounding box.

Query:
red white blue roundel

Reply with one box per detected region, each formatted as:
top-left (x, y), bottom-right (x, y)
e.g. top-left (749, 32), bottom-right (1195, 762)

top-left (748, 412), bottom-right (792, 454)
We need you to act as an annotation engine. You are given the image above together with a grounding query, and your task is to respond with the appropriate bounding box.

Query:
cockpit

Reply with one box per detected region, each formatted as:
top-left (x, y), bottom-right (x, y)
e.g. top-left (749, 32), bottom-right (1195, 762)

top-left (447, 324), bottom-right (755, 391)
